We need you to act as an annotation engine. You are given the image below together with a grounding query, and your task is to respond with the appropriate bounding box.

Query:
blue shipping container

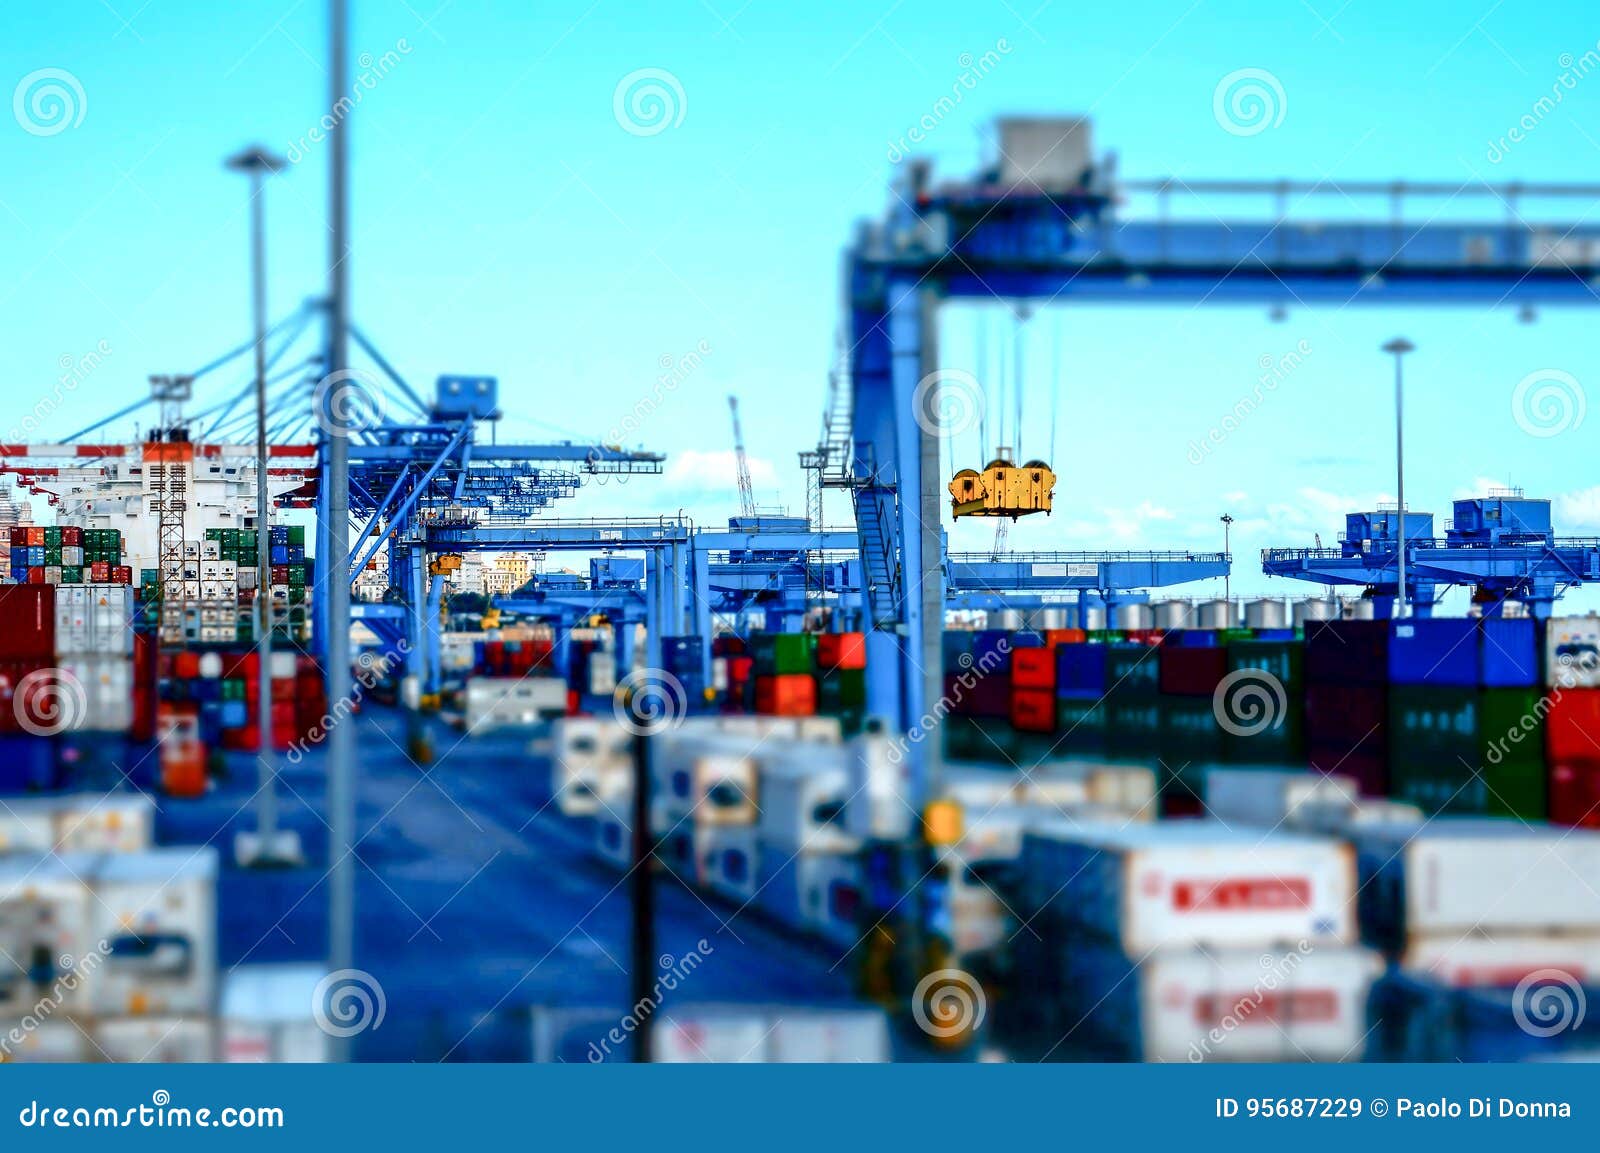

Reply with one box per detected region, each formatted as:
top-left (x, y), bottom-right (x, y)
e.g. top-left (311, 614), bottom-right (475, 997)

top-left (270, 545), bottom-right (289, 564)
top-left (972, 630), bottom-right (1013, 671)
top-left (1010, 630), bottom-right (1045, 649)
top-left (0, 734), bottom-right (59, 792)
top-left (1056, 644), bottom-right (1109, 698)
top-left (1387, 619), bottom-right (1478, 686)
top-left (1167, 629), bottom-right (1219, 648)
top-left (1479, 617), bottom-right (1538, 687)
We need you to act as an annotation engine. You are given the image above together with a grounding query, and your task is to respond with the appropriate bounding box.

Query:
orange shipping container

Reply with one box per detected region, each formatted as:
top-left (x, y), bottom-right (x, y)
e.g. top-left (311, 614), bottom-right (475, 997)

top-left (1045, 628), bottom-right (1087, 648)
top-left (816, 632), bottom-right (867, 671)
top-left (755, 674), bottom-right (817, 716)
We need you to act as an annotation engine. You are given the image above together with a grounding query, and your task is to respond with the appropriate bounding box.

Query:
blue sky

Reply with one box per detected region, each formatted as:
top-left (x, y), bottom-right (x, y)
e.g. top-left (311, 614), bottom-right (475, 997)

top-left (3, 0), bottom-right (1599, 609)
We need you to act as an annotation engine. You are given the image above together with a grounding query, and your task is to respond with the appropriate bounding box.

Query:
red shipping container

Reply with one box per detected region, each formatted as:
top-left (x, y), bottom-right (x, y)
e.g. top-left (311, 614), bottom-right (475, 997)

top-left (131, 632), bottom-right (158, 742)
top-left (711, 634), bottom-right (748, 657)
top-left (816, 632), bottom-right (867, 672)
top-left (1009, 687), bottom-right (1056, 732)
top-left (1547, 689), bottom-right (1600, 765)
top-left (272, 565), bottom-right (289, 584)
top-left (1308, 744), bottom-right (1388, 798)
top-left (725, 655), bottom-right (754, 684)
top-left (112, 566), bottom-right (132, 584)
top-left (25, 527), bottom-right (43, 547)
top-left (0, 662), bottom-right (51, 734)
top-left (89, 561), bottom-right (111, 582)
top-left (1158, 645), bottom-right (1228, 697)
top-left (754, 674), bottom-right (817, 716)
top-left (174, 652), bottom-right (201, 679)
top-left (962, 671), bottom-right (1011, 719)
top-left (1011, 647), bottom-right (1056, 690)
top-left (0, 586), bottom-right (56, 661)
top-left (1127, 629), bottom-right (1167, 646)
top-left (7, 527), bottom-right (24, 547)
top-left (1303, 684), bottom-right (1388, 752)
top-left (1044, 628), bottom-right (1087, 648)
top-left (1549, 763), bottom-right (1600, 828)
top-left (61, 526), bottom-right (82, 547)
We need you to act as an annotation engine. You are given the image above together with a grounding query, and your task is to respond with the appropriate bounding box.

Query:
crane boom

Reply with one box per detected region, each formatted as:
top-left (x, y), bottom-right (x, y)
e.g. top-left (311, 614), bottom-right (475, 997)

top-left (728, 394), bottom-right (756, 519)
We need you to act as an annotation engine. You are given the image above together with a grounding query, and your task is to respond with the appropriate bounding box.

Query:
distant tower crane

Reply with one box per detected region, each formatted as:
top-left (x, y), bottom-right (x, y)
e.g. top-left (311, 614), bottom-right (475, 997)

top-left (728, 394), bottom-right (757, 519)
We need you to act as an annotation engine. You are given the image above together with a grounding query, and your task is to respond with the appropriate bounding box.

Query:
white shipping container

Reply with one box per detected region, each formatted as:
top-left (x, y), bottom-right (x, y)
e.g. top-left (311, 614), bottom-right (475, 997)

top-left (1023, 821), bottom-right (1357, 951)
top-left (94, 1017), bottom-right (216, 1063)
top-left (58, 656), bottom-right (134, 732)
top-left (463, 676), bottom-right (567, 732)
top-left (767, 1009), bottom-right (891, 1062)
top-left (697, 824), bottom-right (760, 903)
top-left (0, 1020), bottom-right (87, 1062)
top-left (221, 964), bottom-right (330, 1062)
top-left (90, 848), bottom-right (218, 1017)
top-left (844, 730), bottom-right (914, 841)
top-left (1353, 820), bottom-right (1600, 942)
top-left (758, 757), bottom-right (858, 855)
top-left (756, 848), bottom-right (861, 948)
top-left (652, 1009), bottom-right (770, 1063)
top-left (0, 854), bottom-right (96, 1016)
top-left (588, 651), bottom-right (617, 696)
top-left (1065, 942), bottom-right (1381, 1062)
top-left (1206, 768), bottom-right (1360, 829)
top-left (1401, 934), bottom-right (1600, 988)
top-left (0, 800), bottom-right (56, 855)
top-left (53, 794), bottom-right (154, 855)
top-left (1547, 616), bottom-right (1600, 689)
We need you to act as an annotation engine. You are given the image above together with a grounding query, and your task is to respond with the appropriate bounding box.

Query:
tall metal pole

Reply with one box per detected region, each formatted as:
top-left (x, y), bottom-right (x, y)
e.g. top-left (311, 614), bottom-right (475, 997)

top-left (1382, 339), bottom-right (1415, 619)
top-left (226, 146), bottom-right (290, 866)
top-left (325, 0), bottom-right (356, 1058)
top-left (1220, 513), bottom-right (1234, 606)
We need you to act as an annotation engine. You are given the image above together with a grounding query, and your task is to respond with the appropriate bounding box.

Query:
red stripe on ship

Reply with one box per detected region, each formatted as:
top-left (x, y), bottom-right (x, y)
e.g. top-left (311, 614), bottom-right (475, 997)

top-left (1172, 877), bottom-right (1311, 912)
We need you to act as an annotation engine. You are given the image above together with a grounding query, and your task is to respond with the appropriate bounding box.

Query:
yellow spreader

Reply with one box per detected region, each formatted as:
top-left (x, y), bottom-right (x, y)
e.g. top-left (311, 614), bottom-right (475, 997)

top-left (949, 458), bottom-right (1056, 520)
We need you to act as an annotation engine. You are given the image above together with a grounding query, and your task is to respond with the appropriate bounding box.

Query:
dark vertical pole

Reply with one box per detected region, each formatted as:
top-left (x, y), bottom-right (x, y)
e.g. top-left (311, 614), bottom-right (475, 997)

top-left (629, 697), bottom-right (655, 1063)
top-left (326, 0), bottom-right (356, 1061)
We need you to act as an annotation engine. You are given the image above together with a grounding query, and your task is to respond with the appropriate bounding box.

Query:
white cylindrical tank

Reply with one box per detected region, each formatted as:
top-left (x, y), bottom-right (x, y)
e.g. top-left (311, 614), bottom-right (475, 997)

top-left (1079, 602), bottom-right (1108, 631)
top-left (1196, 599), bottom-right (1237, 630)
top-left (1033, 608), bottom-right (1070, 631)
top-left (1344, 599), bottom-right (1376, 621)
top-left (1293, 597), bottom-right (1340, 626)
top-left (1113, 603), bottom-right (1154, 631)
top-left (1151, 599), bottom-right (1194, 631)
top-left (987, 609), bottom-right (1026, 631)
top-left (1244, 598), bottom-right (1288, 630)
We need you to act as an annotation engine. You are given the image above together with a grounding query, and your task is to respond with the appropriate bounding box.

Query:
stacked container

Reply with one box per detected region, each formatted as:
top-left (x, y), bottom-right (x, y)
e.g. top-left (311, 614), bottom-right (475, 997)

top-left (7, 526), bottom-right (130, 586)
top-left (54, 583), bottom-right (136, 735)
top-left (1018, 821), bottom-right (1377, 1060)
top-left (1385, 618), bottom-right (1481, 815)
top-left (1546, 616), bottom-right (1600, 826)
top-left (1304, 620), bottom-right (1390, 795)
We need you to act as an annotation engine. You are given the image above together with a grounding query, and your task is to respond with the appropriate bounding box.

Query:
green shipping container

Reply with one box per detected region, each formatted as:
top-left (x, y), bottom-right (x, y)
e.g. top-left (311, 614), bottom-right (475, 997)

top-left (60, 566), bottom-right (82, 583)
top-left (1477, 687), bottom-right (1547, 819)
top-left (1388, 686), bottom-right (1479, 765)
top-left (288, 525), bottom-right (306, 546)
top-left (1056, 699), bottom-right (1109, 755)
top-left (754, 633), bottom-right (815, 676)
top-left (1105, 644), bottom-right (1160, 696)
top-left (1108, 696), bottom-right (1161, 756)
top-left (1226, 639), bottom-right (1303, 687)
top-left (1160, 697), bottom-right (1226, 763)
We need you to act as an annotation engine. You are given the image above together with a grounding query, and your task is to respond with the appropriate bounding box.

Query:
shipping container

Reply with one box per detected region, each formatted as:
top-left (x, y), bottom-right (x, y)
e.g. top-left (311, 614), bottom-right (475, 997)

top-left (1021, 822), bottom-right (1357, 952)
top-left (1387, 618), bottom-right (1479, 686)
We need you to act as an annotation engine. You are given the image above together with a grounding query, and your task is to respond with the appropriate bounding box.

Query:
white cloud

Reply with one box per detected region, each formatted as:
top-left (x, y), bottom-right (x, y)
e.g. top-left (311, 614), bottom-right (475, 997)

top-left (1555, 485), bottom-right (1600, 533)
top-left (664, 448), bottom-right (780, 493)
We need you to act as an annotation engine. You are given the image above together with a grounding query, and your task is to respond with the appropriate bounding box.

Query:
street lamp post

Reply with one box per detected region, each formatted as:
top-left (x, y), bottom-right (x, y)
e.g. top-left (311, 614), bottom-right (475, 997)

top-left (1381, 338), bottom-right (1416, 619)
top-left (226, 145), bottom-right (300, 868)
top-left (1220, 513), bottom-right (1234, 607)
